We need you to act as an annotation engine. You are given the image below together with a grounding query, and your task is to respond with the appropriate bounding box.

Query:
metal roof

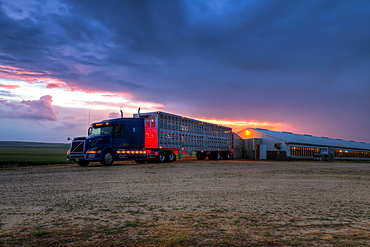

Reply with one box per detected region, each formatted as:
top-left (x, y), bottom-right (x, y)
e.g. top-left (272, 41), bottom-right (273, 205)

top-left (252, 128), bottom-right (370, 151)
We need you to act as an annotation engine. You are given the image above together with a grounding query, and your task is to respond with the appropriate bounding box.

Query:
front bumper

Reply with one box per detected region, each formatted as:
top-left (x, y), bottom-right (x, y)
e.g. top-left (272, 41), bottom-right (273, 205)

top-left (67, 153), bottom-right (102, 162)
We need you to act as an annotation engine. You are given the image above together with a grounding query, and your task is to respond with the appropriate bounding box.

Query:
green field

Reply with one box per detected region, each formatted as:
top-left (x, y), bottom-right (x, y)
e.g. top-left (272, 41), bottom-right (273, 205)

top-left (0, 141), bottom-right (199, 167)
top-left (0, 141), bottom-right (72, 167)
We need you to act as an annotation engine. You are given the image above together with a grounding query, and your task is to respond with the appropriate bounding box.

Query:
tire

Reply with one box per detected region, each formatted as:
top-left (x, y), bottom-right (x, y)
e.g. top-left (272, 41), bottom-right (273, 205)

top-left (166, 151), bottom-right (176, 162)
top-left (196, 152), bottom-right (206, 160)
top-left (210, 151), bottom-right (221, 160)
top-left (101, 150), bottom-right (115, 166)
top-left (157, 150), bottom-right (166, 163)
top-left (77, 160), bottom-right (90, 166)
top-left (222, 151), bottom-right (231, 160)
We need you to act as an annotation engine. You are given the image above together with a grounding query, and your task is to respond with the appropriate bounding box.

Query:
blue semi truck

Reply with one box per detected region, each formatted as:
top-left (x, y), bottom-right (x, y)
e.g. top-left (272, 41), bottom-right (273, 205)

top-left (67, 111), bottom-right (233, 166)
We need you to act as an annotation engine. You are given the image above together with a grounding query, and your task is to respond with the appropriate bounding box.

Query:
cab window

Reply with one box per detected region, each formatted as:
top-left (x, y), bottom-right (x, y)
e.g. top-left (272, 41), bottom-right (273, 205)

top-left (89, 126), bottom-right (113, 136)
top-left (114, 125), bottom-right (124, 136)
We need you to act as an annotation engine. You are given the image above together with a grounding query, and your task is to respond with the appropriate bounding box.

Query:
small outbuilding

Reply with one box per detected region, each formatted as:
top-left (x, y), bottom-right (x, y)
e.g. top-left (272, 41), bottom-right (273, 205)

top-left (236, 128), bottom-right (370, 161)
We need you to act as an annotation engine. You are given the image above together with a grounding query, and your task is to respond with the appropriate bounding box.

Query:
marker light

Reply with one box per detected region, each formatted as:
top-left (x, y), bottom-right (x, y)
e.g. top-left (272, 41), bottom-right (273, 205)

top-left (117, 150), bottom-right (147, 154)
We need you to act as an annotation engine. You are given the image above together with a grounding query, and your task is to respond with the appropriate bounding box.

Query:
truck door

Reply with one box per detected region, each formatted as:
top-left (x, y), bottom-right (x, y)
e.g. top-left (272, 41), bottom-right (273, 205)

top-left (111, 124), bottom-right (125, 148)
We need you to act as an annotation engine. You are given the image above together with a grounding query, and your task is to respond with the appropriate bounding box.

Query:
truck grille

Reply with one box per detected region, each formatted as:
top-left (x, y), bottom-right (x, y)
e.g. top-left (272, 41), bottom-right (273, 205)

top-left (71, 140), bottom-right (85, 153)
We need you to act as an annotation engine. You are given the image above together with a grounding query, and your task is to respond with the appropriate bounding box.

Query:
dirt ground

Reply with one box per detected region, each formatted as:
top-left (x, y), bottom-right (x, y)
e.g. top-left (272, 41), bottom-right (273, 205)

top-left (0, 160), bottom-right (369, 246)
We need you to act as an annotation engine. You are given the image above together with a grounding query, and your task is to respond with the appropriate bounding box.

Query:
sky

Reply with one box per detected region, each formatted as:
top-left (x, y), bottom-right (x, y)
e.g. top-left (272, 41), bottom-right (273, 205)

top-left (0, 0), bottom-right (369, 143)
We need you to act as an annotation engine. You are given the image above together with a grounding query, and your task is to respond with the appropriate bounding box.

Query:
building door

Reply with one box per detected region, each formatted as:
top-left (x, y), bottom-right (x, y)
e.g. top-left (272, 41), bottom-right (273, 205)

top-left (259, 145), bottom-right (267, 159)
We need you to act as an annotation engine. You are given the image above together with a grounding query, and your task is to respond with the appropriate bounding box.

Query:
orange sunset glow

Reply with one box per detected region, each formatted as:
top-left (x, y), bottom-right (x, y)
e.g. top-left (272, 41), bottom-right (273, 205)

top-left (196, 118), bottom-right (290, 133)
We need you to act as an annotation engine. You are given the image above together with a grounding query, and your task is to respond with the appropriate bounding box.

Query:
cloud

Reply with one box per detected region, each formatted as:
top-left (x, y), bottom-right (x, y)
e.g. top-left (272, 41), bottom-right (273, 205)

top-left (0, 95), bottom-right (58, 121)
top-left (1, 0), bottom-right (369, 100)
top-left (46, 82), bottom-right (65, 89)
top-left (0, 83), bottom-right (20, 89)
top-left (108, 112), bottom-right (120, 119)
top-left (0, 90), bottom-right (13, 97)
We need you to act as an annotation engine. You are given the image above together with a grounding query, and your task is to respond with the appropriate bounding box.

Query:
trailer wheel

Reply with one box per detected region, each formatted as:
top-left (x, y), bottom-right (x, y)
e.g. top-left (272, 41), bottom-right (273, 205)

top-left (166, 151), bottom-right (176, 162)
top-left (101, 150), bottom-right (115, 166)
top-left (157, 150), bottom-right (166, 163)
top-left (222, 151), bottom-right (231, 160)
top-left (210, 151), bottom-right (221, 160)
top-left (77, 160), bottom-right (90, 166)
top-left (196, 152), bottom-right (206, 160)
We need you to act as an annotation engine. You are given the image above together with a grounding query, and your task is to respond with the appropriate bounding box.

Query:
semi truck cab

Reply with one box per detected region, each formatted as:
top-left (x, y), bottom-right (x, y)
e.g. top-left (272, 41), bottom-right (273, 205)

top-left (67, 118), bottom-right (146, 166)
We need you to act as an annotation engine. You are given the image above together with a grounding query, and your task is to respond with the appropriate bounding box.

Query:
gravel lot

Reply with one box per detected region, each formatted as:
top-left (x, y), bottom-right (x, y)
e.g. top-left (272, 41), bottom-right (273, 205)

top-left (1, 160), bottom-right (369, 246)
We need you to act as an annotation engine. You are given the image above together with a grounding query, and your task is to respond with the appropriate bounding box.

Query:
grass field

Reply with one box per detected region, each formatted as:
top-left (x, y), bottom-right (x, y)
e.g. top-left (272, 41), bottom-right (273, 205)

top-left (0, 141), bottom-right (199, 167)
top-left (0, 141), bottom-right (71, 167)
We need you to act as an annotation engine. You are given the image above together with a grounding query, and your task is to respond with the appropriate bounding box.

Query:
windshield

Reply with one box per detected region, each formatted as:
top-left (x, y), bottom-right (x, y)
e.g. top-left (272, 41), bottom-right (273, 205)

top-left (89, 126), bottom-right (113, 136)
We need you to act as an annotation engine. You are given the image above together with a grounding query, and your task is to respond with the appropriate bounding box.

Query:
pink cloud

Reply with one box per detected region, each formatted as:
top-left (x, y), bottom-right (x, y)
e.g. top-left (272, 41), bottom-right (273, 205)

top-left (0, 95), bottom-right (58, 121)
top-left (108, 112), bottom-right (120, 118)
top-left (0, 65), bottom-right (67, 87)
top-left (0, 65), bottom-right (136, 99)
top-left (46, 83), bottom-right (64, 89)
top-left (0, 84), bottom-right (21, 89)
top-left (102, 94), bottom-right (118, 97)
top-left (0, 65), bottom-right (45, 78)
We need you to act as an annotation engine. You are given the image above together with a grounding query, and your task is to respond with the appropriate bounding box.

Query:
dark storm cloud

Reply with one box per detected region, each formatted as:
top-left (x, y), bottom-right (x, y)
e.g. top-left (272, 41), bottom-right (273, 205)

top-left (0, 0), bottom-right (369, 141)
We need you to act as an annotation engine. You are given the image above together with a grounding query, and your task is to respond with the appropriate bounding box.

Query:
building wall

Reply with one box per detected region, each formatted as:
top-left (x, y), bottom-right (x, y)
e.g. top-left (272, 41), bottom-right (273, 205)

top-left (232, 133), bottom-right (245, 159)
top-left (244, 138), bottom-right (261, 159)
top-left (237, 129), bottom-right (288, 160)
top-left (237, 128), bottom-right (370, 161)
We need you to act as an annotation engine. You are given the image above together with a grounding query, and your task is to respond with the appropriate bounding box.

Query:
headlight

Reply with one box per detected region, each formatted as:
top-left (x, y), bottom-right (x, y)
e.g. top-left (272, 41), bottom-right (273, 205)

top-left (87, 149), bottom-right (101, 158)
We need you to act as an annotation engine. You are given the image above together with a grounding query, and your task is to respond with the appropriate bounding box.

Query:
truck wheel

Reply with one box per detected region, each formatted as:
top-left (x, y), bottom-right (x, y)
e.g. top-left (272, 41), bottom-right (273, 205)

top-left (77, 160), bottom-right (90, 166)
top-left (166, 151), bottom-right (176, 162)
top-left (157, 150), bottom-right (166, 163)
top-left (101, 150), bottom-right (115, 166)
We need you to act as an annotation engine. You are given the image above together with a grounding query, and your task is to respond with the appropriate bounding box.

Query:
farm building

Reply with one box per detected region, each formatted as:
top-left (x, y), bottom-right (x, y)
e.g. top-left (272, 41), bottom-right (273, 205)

top-left (235, 128), bottom-right (370, 161)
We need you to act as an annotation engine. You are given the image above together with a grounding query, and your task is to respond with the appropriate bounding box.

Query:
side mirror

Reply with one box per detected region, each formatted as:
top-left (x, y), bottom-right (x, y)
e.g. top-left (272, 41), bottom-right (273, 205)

top-left (67, 137), bottom-right (71, 141)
